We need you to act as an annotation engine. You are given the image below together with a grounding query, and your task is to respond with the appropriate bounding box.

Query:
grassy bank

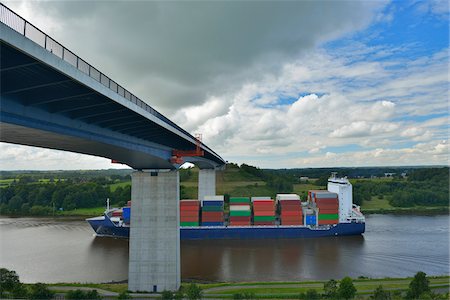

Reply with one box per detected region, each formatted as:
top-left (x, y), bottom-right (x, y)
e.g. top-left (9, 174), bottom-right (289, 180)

top-left (45, 275), bottom-right (449, 298)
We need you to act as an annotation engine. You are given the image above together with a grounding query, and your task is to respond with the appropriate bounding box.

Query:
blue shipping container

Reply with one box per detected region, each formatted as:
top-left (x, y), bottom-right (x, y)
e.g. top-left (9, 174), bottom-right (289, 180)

top-left (201, 222), bottom-right (224, 226)
top-left (123, 207), bottom-right (131, 222)
top-left (306, 215), bottom-right (316, 225)
top-left (202, 200), bottom-right (224, 206)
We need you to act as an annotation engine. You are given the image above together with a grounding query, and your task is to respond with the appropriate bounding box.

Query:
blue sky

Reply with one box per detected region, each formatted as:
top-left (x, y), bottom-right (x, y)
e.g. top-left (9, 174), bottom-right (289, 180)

top-left (1, 0), bottom-right (448, 169)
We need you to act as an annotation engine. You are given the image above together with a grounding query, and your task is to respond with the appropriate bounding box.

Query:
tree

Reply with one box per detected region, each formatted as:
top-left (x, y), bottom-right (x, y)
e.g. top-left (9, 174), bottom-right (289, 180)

top-left (117, 291), bottom-right (132, 299)
top-left (161, 290), bottom-right (174, 299)
top-left (371, 285), bottom-right (391, 300)
top-left (407, 271), bottom-right (430, 299)
top-left (323, 279), bottom-right (338, 299)
top-left (305, 289), bottom-right (320, 300)
top-left (28, 283), bottom-right (54, 299)
top-left (66, 289), bottom-right (102, 299)
top-left (338, 277), bottom-right (357, 300)
top-left (0, 268), bottom-right (21, 297)
top-left (185, 283), bottom-right (202, 300)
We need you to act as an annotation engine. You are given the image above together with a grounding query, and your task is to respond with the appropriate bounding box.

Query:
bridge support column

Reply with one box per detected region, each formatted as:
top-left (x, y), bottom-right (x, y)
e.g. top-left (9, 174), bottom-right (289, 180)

top-left (128, 170), bottom-right (180, 292)
top-left (198, 169), bottom-right (216, 201)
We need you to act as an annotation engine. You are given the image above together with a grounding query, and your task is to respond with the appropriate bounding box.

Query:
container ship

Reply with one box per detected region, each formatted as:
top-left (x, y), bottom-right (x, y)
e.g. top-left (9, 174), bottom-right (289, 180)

top-left (87, 175), bottom-right (365, 239)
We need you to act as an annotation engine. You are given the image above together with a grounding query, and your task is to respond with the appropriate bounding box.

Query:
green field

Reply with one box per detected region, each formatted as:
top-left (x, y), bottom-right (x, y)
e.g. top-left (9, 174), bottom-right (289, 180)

top-left (58, 207), bottom-right (105, 216)
top-left (109, 181), bottom-right (131, 192)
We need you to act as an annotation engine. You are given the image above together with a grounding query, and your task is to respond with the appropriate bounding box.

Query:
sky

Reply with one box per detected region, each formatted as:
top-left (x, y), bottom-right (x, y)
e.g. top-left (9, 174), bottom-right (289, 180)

top-left (1, 0), bottom-right (448, 170)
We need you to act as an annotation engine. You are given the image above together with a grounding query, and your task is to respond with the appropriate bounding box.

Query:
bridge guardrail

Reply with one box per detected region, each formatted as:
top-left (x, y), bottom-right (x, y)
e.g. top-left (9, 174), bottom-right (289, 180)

top-left (0, 3), bottom-right (223, 160)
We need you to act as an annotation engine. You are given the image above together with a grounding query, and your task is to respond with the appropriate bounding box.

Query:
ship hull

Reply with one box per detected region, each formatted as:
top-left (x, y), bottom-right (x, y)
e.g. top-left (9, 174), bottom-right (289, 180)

top-left (87, 215), bottom-right (365, 240)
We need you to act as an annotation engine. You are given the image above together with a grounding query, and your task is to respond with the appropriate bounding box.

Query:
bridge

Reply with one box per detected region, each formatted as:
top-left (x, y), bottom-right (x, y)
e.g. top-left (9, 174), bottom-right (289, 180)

top-left (0, 4), bottom-right (225, 292)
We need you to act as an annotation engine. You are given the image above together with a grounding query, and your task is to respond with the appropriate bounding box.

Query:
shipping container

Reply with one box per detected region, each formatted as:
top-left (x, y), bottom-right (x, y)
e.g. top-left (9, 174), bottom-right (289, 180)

top-left (180, 221), bottom-right (199, 226)
top-left (229, 210), bottom-right (251, 217)
top-left (201, 221), bottom-right (224, 226)
top-left (318, 213), bottom-right (339, 220)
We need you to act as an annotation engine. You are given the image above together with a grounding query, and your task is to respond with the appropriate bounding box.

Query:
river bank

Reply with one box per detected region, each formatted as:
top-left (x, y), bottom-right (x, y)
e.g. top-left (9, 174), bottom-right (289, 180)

top-left (42, 275), bottom-right (450, 298)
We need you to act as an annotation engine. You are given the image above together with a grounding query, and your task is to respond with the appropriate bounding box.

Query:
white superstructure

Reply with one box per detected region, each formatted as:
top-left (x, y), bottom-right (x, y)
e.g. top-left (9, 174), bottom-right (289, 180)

top-left (327, 174), bottom-right (365, 223)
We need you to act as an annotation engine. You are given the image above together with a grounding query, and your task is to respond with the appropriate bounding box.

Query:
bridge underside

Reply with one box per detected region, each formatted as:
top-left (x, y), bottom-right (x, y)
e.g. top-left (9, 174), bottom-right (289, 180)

top-left (0, 34), bottom-right (223, 169)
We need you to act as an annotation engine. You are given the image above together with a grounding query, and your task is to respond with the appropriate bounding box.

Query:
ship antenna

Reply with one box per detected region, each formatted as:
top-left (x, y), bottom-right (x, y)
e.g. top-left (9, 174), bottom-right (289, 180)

top-left (331, 172), bottom-right (337, 179)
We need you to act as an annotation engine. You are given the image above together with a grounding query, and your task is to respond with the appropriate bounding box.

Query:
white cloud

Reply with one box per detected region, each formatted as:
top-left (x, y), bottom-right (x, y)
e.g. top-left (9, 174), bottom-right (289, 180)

top-left (0, 144), bottom-right (127, 170)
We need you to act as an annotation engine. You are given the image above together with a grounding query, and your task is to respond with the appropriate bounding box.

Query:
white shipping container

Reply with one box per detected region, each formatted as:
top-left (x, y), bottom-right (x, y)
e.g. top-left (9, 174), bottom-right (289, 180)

top-left (251, 196), bottom-right (272, 202)
top-left (315, 192), bottom-right (338, 199)
top-left (230, 205), bottom-right (251, 211)
top-left (203, 195), bottom-right (224, 201)
top-left (276, 194), bottom-right (300, 201)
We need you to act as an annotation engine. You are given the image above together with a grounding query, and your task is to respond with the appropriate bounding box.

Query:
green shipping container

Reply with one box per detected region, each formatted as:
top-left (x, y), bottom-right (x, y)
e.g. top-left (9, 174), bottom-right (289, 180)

top-left (318, 213), bottom-right (339, 220)
top-left (180, 222), bottom-right (199, 226)
top-left (202, 206), bottom-right (223, 212)
top-left (229, 210), bottom-right (251, 217)
top-left (230, 197), bottom-right (250, 203)
top-left (254, 216), bottom-right (275, 222)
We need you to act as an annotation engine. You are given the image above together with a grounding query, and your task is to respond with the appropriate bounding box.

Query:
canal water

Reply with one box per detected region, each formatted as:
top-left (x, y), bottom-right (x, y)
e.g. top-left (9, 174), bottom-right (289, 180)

top-left (0, 215), bottom-right (448, 283)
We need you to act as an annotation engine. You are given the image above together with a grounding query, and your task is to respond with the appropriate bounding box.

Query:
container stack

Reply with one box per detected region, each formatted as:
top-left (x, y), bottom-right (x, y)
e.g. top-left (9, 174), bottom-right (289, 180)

top-left (180, 200), bottom-right (200, 227)
top-left (310, 190), bottom-right (339, 225)
top-left (251, 197), bottom-right (275, 225)
top-left (229, 197), bottom-right (251, 226)
top-left (276, 194), bottom-right (303, 225)
top-left (201, 196), bottom-right (224, 226)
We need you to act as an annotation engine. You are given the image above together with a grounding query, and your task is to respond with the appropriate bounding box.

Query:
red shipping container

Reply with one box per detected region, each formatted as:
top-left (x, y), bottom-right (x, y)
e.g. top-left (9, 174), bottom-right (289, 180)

top-left (315, 199), bottom-right (338, 205)
top-left (281, 210), bottom-right (302, 216)
top-left (180, 200), bottom-right (200, 206)
top-left (201, 212), bottom-right (223, 218)
top-left (318, 219), bottom-right (338, 225)
top-left (253, 207), bottom-right (275, 211)
top-left (180, 206), bottom-right (200, 212)
top-left (253, 222), bottom-right (274, 226)
top-left (253, 204), bottom-right (275, 209)
top-left (281, 218), bottom-right (302, 223)
top-left (254, 211), bottom-right (275, 216)
top-left (253, 200), bottom-right (274, 204)
top-left (180, 216), bottom-right (199, 222)
top-left (319, 208), bottom-right (339, 214)
top-left (316, 202), bottom-right (339, 208)
top-left (282, 221), bottom-right (302, 225)
top-left (202, 216), bottom-right (223, 222)
top-left (180, 211), bottom-right (199, 217)
top-left (229, 222), bottom-right (251, 226)
top-left (229, 216), bottom-right (251, 221)
top-left (280, 199), bottom-right (300, 204)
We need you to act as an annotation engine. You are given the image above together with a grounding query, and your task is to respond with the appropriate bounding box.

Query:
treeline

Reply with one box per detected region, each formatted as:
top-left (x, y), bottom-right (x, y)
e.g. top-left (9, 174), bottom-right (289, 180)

top-left (0, 169), bottom-right (132, 181)
top-left (0, 180), bottom-right (130, 215)
top-left (239, 164), bottom-right (296, 192)
top-left (352, 167), bottom-right (448, 207)
top-left (268, 166), bottom-right (429, 179)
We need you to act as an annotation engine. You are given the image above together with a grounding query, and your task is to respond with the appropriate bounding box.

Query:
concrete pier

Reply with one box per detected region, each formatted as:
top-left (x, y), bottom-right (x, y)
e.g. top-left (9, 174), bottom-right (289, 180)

top-left (128, 170), bottom-right (180, 292)
top-left (198, 169), bottom-right (216, 201)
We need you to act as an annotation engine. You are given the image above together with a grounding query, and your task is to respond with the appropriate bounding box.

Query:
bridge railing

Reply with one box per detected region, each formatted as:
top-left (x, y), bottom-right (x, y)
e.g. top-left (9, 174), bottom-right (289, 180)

top-left (0, 3), bottom-right (223, 157)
